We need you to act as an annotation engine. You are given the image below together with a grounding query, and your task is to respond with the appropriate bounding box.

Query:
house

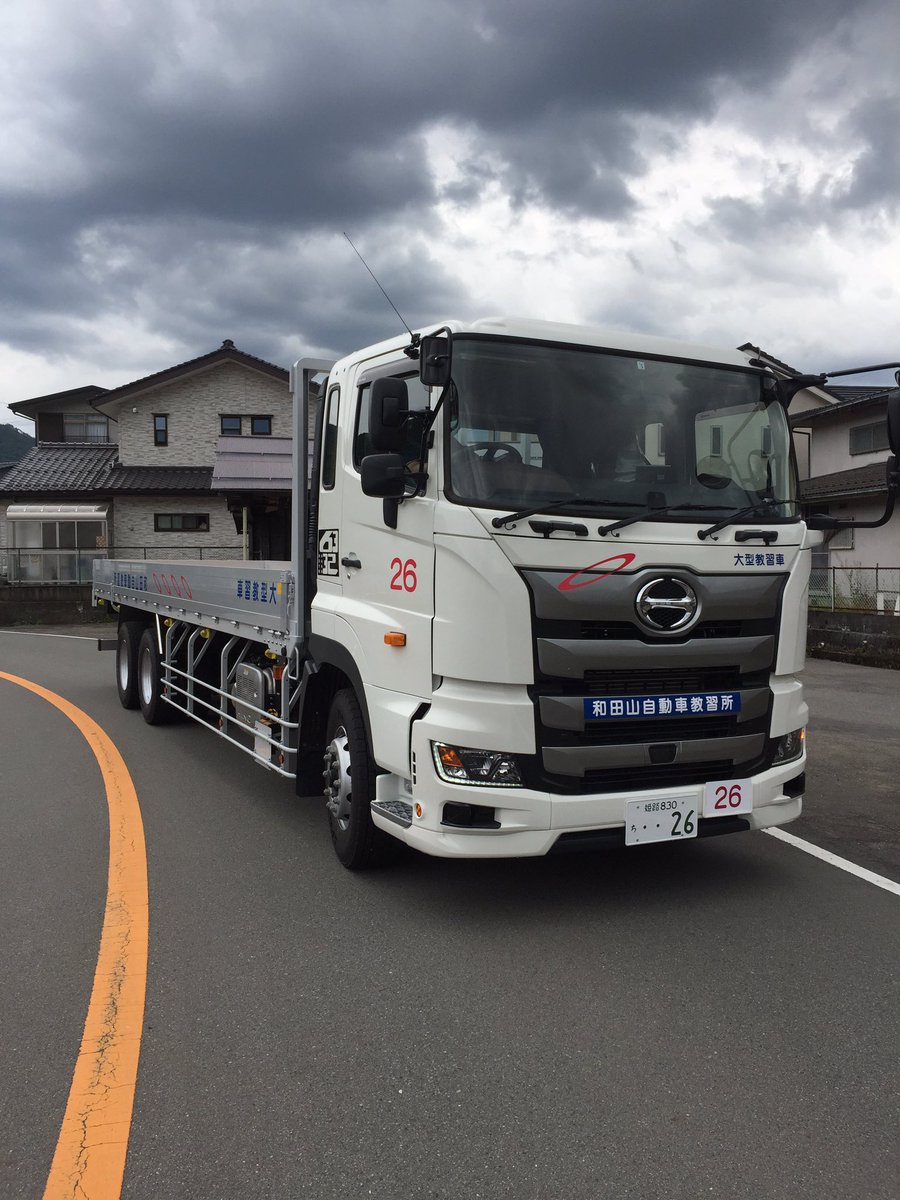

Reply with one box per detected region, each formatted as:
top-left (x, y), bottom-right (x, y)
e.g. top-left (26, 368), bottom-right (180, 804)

top-left (1, 341), bottom-right (294, 583)
top-left (735, 343), bottom-right (837, 479)
top-left (790, 385), bottom-right (898, 575)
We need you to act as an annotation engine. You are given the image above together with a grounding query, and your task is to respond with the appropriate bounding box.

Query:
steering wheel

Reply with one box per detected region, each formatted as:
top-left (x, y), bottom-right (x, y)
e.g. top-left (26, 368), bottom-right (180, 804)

top-left (470, 441), bottom-right (523, 463)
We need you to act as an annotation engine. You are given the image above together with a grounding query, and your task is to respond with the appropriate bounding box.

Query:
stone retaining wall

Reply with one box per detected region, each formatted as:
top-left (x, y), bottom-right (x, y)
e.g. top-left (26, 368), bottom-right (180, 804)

top-left (0, 583), bottom-right (108, 626)
top-left (807, 609), bottom-right (900, 669)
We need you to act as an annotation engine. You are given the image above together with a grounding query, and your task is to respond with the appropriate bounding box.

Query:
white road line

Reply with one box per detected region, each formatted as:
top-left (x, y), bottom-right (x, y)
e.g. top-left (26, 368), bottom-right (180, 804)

top-left (765, 827), bottom-right (900, 897)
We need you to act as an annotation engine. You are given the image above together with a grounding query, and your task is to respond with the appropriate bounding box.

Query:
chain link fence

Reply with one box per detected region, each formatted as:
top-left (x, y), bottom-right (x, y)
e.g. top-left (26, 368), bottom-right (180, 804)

top-left (810, 566), bottom-right (900, 615)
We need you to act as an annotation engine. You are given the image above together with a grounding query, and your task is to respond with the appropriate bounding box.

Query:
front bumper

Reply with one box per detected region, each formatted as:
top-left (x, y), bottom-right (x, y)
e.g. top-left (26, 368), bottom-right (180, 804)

top-left (371, 752), bottom-right (805, 859)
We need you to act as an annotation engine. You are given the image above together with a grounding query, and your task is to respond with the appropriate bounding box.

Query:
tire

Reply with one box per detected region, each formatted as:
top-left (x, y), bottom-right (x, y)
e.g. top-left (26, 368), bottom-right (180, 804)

top-left (115, 620), bottom-right (144, 710)
top-left (137, 628), bottom-right (176, 726)
top-left (323, 688), bottom-right (400, 869)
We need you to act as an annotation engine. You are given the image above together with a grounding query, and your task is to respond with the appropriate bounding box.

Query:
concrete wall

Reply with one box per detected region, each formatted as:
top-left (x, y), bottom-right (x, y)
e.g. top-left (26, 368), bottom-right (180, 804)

top-left (116, 363), bottom-right (290, 467)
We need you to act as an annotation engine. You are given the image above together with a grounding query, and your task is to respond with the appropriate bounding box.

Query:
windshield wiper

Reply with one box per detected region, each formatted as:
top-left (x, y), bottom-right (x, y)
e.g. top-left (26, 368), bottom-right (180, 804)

top-left (598, 503), bottom-right (728, 538)
top-left (697, 498), bottom-right (798, 541)
top-left (491, 497), bottom-right (637, 529)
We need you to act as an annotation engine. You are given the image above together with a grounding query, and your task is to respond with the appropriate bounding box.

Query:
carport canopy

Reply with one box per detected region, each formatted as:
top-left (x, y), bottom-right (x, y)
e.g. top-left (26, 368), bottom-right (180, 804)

top-left (7, 503), bottom-right (109, 519)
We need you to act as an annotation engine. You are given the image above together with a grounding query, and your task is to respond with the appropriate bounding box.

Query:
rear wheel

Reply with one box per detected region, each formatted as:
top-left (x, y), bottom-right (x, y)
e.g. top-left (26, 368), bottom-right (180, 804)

top-left (116, 620), bottom-right (144, 710)
top-left (137, 628), bottom-right (176, 725)
top-left (323, 688), bottom-right (400, 869)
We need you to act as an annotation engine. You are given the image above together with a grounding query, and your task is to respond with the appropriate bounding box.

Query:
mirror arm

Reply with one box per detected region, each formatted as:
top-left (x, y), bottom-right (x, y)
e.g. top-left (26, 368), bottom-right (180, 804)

top-left (807, 456), bottom-right (900, 531)
top-left (409, 379), bottom-right (456, 497)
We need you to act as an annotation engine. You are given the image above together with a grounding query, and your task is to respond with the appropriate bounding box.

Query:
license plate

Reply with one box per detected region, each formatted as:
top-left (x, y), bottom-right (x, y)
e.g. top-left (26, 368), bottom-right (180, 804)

top-left (702, 779), bottom-right (752, 817)
top-left (625, 797), bottom-right (698, 846)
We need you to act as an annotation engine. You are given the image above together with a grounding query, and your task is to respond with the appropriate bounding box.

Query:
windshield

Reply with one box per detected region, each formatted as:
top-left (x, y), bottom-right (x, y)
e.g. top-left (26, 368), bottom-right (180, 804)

top-left (445, 338), bottom-right (798, 521)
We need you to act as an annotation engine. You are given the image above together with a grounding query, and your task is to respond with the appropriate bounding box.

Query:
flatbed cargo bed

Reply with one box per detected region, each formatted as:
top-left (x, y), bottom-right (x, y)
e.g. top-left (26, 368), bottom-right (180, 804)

top-left (93, 557), bottom-right (297, 650)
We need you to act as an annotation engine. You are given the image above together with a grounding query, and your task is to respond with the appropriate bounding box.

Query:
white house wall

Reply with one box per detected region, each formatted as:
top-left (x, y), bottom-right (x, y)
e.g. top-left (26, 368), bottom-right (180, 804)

top-left (810, 412), bottom-right (890, 477)
top-left (116, 364), bottom-right (290, 468)
top-left (821, 496), bottom-right (900, 570)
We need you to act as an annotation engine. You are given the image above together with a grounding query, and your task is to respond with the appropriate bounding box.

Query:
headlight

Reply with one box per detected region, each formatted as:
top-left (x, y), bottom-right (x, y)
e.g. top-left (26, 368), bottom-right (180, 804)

top-left (773, 728), bottom-right (805, 765)
top-left (432, 742), bottom-right (523, 787)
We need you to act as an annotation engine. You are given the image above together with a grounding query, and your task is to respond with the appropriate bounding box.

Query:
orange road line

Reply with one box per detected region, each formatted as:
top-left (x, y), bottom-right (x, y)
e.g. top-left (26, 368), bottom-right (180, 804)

top-left (0, 673), bottom-right (148, 1200)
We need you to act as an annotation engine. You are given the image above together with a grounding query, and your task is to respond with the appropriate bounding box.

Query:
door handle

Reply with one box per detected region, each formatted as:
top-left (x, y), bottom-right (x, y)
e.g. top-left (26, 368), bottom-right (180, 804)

top-left (341, 554), bottom-right (362, 569)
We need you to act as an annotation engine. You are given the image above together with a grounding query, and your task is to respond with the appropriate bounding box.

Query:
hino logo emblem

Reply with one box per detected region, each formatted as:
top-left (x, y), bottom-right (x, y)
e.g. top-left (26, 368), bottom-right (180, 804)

top-left (635, 578), bottom-right (700, 633)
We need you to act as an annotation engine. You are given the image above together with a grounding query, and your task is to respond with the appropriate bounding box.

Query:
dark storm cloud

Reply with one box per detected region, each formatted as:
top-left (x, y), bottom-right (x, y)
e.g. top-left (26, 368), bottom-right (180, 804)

top-left (0, 0), bottom-right (894, 377)
top-left (836, 95), bottom-right (900, 214)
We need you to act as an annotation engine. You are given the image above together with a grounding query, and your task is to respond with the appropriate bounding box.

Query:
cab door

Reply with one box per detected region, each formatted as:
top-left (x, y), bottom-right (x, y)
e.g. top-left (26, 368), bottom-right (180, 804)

top-left (333, 361), bottom-right (436, 699)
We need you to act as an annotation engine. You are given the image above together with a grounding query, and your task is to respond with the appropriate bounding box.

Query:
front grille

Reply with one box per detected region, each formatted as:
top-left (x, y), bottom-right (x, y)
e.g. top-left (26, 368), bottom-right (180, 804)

top-left (521, 567), bottom-right (784, 796)
top-left (555, 716), bottom-right (745, 746)
top-left (536, 751), bottom-right (774, 795)
top-left (582, 666), bottom-right (744, 695)
top-left (534, 617), bottom-right (775, 643)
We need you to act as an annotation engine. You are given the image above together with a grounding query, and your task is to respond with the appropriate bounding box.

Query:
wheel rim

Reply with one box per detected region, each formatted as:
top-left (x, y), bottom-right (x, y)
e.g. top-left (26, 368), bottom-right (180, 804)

top-left (139, 647), bottom-right (154, 707)
top-left (323, 725), bottom-right (352, 830)
top-left (117, 639), bottom-right (130, 691)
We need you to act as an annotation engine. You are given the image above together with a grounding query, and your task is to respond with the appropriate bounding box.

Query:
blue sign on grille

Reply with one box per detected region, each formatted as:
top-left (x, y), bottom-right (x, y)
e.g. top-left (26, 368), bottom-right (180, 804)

top-left (583, 692), bottom-right (742, 720)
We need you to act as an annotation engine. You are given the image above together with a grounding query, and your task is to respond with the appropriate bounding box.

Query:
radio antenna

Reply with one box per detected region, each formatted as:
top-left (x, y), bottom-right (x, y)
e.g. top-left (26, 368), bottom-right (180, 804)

top-left (343, 232), bottom-right (418, 350)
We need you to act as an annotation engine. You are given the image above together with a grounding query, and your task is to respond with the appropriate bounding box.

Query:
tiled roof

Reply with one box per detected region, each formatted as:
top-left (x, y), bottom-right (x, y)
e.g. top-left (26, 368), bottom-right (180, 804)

top-left (105, 463), bottom-right (213, 492)
top-left (736, 343), bottom-right (803, 376)
top-left (792, 388), bottom-right (890, 425)
top-left (9, 385), bottom-right (109, 418)
top-left (0, 443), bottom-right (213, 495)
top-left (825, 385), bottom-right (892, 404)
top-left (800, 463), bottom-right (888, 502)
top-left (0, 443), bottom-right (119, 492)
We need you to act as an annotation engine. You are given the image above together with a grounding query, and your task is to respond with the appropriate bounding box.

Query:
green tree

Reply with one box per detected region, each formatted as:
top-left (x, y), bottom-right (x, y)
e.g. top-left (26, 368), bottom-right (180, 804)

top-left (0, 424), bottom-right (34, 462)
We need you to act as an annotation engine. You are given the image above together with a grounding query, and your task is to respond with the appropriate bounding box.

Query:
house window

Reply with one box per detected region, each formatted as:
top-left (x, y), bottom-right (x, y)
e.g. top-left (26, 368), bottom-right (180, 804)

top-left (154, 513), bottom-right (210, 532)
top-left (221, 415), bottom-right (242, 436)
top-left (849, 420), bottom-right (889, 455)
top-left (154, 414), bottom-right (169, 446)
top-left (63, 414), bottom-right (109, 443)
top-left (829, 523), bottom-right (854, 551)
top-left (250, 415), bottom-right (272, 436)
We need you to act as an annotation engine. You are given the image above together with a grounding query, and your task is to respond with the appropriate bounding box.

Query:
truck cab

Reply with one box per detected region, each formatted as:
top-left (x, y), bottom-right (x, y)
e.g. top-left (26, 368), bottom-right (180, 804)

top-left (307, 317), bottom-right (810, 860)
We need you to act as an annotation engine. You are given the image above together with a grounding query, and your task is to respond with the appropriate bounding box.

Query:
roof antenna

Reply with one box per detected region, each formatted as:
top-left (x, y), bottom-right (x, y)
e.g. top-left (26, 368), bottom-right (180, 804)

top-left (343, 232), bottom-right (420, 357)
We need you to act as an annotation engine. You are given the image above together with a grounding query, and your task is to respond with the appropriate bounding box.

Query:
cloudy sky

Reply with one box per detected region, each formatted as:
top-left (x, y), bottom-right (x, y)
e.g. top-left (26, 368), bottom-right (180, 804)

top-left (2, 0), bottom-right (899, 431)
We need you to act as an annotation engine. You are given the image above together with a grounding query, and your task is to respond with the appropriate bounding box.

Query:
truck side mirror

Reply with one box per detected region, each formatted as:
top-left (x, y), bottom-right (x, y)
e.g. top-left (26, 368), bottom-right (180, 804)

top-left (887, 389), bottom-right (900, 456)
top-left (360, 453), bottom-right (406, 498)
top-left (419, 333), bottom-right (452, 388)
top-left (369, 377), bottom-right (409, 452)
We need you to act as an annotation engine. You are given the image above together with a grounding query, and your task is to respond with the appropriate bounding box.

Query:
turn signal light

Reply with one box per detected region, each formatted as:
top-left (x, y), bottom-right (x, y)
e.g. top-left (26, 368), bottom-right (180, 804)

top-left (384, 632), bottom-right (407, 647)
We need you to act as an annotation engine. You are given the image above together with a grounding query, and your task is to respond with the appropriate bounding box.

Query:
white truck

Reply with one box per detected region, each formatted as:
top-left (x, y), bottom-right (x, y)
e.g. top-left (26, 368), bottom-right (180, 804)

top-left (93, 317), bottom-right (900, 868)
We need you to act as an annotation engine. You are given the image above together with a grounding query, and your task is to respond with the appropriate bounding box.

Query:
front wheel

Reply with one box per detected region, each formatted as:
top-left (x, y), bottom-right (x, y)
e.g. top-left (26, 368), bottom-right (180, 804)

top-left (323, 689), bottom-right (400, 869)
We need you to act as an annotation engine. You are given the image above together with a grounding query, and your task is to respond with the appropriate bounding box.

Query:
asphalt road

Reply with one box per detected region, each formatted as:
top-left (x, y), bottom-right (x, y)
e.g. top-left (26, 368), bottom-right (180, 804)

top-left (1, 628), bottom-right (898, 1200)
